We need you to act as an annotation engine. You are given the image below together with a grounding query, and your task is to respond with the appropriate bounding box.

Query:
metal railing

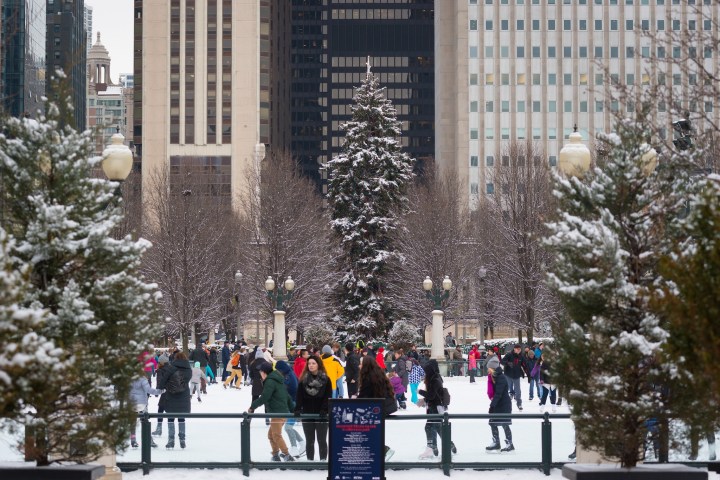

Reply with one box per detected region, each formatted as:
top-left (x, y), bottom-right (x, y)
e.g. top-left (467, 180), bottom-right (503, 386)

top-left (118, 411), bottom-right (571, 477)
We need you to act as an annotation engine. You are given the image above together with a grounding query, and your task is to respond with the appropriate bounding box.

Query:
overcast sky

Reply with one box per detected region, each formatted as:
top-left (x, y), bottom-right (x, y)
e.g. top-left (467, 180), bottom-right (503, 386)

top-left (86, 0), bottom-right (134, 82)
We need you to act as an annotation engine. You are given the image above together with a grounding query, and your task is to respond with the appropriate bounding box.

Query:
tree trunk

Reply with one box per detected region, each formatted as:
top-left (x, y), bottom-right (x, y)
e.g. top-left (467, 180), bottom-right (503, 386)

top-left (517, 329), bottom-right (523, 344)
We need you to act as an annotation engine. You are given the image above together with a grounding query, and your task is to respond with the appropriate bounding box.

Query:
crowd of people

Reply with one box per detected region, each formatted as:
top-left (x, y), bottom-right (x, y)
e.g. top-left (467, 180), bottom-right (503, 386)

top-left (129, 339), bottom-right (574, 462)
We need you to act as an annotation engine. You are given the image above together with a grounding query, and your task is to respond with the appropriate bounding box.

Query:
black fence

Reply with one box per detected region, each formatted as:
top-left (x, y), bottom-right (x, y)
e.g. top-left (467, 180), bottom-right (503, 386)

top-left (119, 411), bottom-right (570, 477)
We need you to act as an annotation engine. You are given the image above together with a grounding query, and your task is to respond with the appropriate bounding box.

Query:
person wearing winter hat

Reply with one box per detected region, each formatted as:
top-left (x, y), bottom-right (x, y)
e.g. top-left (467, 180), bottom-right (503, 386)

top-left (152, 355), bottom-right (170, 437)
top-left (376, 346), bottom-right (386, 370)
top-left (275, 360), bottom-right (305, 457)
top-left (248, 360), bottom-right (296, 462)
top-left (320, 345), bottom-right (345, 399)
top-left (190, 361), bottom-right (206, 402)
top-left (250, 349), bottom-right (267, 402)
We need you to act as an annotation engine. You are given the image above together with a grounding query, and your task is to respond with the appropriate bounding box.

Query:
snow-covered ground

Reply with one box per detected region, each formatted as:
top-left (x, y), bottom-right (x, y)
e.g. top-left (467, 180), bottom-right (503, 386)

top-left (1, 374), bottom-right (718, 479)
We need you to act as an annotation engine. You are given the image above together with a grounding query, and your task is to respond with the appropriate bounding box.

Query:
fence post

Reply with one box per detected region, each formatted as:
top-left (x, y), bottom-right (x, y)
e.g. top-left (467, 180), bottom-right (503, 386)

top-left (441, 412), bottom-right (451, 477)
top-left (241, 413), bottom-right (251, 477)
top-left (141, 412), bottom-right (151, 476)
top-left (541, 412), bottom-right (552, 476)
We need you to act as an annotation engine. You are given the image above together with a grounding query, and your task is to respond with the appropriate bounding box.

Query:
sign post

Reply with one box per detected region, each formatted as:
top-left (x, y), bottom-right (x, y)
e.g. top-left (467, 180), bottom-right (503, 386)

top-left (328, 398), bottom-right (385, 480)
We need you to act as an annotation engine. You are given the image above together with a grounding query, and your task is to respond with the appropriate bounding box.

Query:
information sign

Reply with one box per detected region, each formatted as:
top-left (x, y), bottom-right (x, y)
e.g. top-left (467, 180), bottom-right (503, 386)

top-left (328, 398), bottom-right (385, 480)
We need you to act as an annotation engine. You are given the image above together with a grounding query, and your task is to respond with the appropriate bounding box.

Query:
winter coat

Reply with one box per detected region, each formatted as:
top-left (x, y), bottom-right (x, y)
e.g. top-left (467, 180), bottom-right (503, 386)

top-left (390, 376), bottom-right (405, 395)
top-left (539, 360), bottom-right (555, 389)
top-left (189, 348), bottom-right (209, 368)
top-left (376, 351), bottom-right (386, 370)
top-left (409, 362), bottom-right (424, 384)
top-left (250, 370), bottom-right (295, 413)
top-left (190, 366), bottom-right (206, 384)
top-left (321, 353), bottom-right (345, 388)
top-left (129, 377), bottom-right (162, 409)
top-left (221, 345), bottom-right (231, 365)
top-left (157, 358), bottom-right (192, 414)
top-left (344, 352), bottom-right (360, 383)
top-left (209, 349), bottom-right (219, 368)
top-left (250, 358), bottom-right (266, 397)
top-left (489, 367), bottom-right (512, 425)
top-left (140, 351), bottom-right (157, 374)
top-left (295, 371), bottom-right (333, 415)
top-left (468, 349), bottom-right (478, 369)
top-left (523, 355), bottom-right (538, 379)
top-left (275, 361), bottom-right (299, 400)
top-left (293, 356), bottom-right (307, 379)
top-left (418, 360), bottom-right (444, 412)
top-left (393, 354), bottom-right (409, 387)
top-left (501, 351), bottom-right (526, 379)
top-left (240, 352), bottom-right (248, 371)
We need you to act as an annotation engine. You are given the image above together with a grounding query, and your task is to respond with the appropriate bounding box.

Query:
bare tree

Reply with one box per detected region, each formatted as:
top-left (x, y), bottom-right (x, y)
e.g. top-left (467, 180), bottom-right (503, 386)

top-left (235, 151), bottom-right (336, 342)
top-left (479, 140), bottom-right (561, 342)
top-left (142, 169), bottom-right (234, 350)
top-left (386, 167), bottom-right (480, 333)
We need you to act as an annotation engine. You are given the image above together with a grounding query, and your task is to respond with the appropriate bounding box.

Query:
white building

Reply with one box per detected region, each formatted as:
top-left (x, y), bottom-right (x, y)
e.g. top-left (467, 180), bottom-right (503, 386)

top-left (84, 5), bottom-right (93, 55)
top-left (436, 1), bottom-right (720, 209)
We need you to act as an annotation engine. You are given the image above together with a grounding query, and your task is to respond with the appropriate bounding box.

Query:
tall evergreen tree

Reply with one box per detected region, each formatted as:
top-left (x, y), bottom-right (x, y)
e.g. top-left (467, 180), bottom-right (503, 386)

top-left (0, 97), bottom-right (161, 465)
top-left (544, 116), bottom-right (692, 467)
top-left (327, 67), bottom-right (415, 340)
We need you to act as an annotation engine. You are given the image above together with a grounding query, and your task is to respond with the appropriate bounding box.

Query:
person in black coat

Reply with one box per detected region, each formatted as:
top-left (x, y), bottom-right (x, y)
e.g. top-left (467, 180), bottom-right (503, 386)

top-left (294, 355), bottom-right (333, 460)
top-left (250, 349), bottom-right (266, 400)
top-left (156, 351), bottom-right (192, 449)
top-left (501, 344), bottom-right (527, 411)
top-left (344, 343), bottom-right (360, 398)
top-left (487, 364), bottom-right (514, 452)
top-left (239, 347), bottom-right (249, 385)
top-left (221, 342), bottom-right (231, 381)
top-left (208, 347), bottom-right (219, 383)
top-left (417, 360), bottom-right (457, 459)
top-left (189, 345), bottom-right (209, 369)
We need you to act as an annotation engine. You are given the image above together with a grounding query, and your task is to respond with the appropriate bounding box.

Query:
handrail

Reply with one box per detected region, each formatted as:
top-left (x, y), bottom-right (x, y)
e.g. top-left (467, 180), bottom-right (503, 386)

top-left (130, 411), bottom-right (571, 477)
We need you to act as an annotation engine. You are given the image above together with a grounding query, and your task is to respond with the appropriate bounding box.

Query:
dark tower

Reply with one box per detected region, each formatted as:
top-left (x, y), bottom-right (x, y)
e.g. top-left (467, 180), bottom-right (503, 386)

top-left (46, 0), bottom-right (87, 130)
top-left (291, 0), bottom-right (435, 192)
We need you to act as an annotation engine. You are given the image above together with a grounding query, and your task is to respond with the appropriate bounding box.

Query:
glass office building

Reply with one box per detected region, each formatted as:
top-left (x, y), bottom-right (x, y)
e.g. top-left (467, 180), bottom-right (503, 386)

top-left (1, 0), bottom-right (46, 118)
top-left (291, 0), bottom-right (435, 191)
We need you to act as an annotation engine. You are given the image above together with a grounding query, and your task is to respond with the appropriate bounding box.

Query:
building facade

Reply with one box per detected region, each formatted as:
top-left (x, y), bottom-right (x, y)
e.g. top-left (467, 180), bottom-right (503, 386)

top-left (46, 0), bottom-right (87, 130)
top-left (291, 0), bottom-right (435, 191)
top-left (136, 0), bottom-right (291, 214)
top-left (438, 1), bottom-right (720, 209)
top-left (87, 33), bottom-right (130, 155)
top-left (0, 0), bottom-right (46, 118)
top-left (84, 4), bottom-right (92, 54)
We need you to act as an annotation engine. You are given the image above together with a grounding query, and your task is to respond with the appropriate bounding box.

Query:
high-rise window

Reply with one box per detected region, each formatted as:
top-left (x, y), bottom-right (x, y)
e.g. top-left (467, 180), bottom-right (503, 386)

top-left (185, 0), bottom-right (196, 144)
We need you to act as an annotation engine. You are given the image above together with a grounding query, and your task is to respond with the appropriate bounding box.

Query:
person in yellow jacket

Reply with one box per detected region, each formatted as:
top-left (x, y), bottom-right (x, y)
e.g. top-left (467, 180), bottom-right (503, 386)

top-left (320, 345), bottom-right (345, 399)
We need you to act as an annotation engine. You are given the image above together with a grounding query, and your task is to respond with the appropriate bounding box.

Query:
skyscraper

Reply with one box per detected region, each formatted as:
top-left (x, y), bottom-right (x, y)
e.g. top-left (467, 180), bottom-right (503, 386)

top-left (84, 4), bottom-right (93, 54)
top-left (0, 0), bottom-right (46, 118)
top-left (136, 0), bottom-right (291, 213)
top-left (46, 0), bottom-right (87, 130)
top-left (291, 0), bottom-right (435, 192)
top-left (437, 1), bottom-right (720, 209)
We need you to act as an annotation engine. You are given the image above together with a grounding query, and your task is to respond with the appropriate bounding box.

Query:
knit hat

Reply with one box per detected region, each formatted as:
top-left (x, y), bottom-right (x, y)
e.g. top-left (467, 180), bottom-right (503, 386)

top-left (158, 354), bottom-right (170, 366)
top-left (322, 345), bottom-right (333, 355)
top-left (255, 349), bottom-right (265, 360)
top-left (275, 360), bottom-right (291, 374)
top-left (257, 361), bottom-right (273, 374)
top-left (194, 361), bottom-right (200, 368)
top-left (486, 356), bottom-right (500, 370)
top-left (377, 346), bottom-right (385, 354)
top-left (345, 342), bottom-right (354, 352)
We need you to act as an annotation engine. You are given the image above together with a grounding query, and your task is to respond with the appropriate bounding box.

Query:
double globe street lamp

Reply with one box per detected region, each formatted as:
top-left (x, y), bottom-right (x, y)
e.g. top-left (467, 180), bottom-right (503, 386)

top-left (265, 275), bottom-right (295, 360)
top-left (423, 275), bottom-right (452, 364)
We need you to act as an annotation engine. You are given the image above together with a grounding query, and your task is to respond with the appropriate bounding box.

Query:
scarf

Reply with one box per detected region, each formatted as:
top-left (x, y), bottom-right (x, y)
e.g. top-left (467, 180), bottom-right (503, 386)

top-left (303, 371), bottom-right (328, 397)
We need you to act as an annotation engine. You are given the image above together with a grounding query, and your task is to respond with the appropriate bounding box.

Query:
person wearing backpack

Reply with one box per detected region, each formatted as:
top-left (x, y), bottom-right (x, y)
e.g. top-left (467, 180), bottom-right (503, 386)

top-left (417, 359), bottom-right (457, 459)
top-left (156, 351), bottom-right (192, 449)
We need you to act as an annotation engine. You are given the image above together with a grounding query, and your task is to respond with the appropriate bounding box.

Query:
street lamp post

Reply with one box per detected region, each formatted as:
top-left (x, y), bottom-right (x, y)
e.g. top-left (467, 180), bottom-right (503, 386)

top-left (478, 267), bottom-right (487, 346)
top-left (234, 271), bottom-right (243, 343)
top-left (423, 275), bottom-right (452, 365)
top-left (264, 275), bottom-right (295, 360)
top-left (101, 130), bottom-right (133, 197)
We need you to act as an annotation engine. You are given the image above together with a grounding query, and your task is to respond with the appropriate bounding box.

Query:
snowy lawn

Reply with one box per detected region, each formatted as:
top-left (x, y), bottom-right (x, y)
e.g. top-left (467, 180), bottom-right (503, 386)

top-left (2, 374), bottom-right (718, 478)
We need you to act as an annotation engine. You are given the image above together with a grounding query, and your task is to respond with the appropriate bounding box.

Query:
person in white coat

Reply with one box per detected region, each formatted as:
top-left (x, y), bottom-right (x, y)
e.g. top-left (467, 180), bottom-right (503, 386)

top-left (129, 375), bottom-right (163, 448)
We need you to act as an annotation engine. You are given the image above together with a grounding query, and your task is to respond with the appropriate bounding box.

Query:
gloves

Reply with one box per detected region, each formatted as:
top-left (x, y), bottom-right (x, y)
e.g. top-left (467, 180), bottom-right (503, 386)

top-left (418, 389), bottom-right (426, 396)
top-left (488, 407), bottom-right (494, 414)
top-left (247, 408), bottom-right (254, 414)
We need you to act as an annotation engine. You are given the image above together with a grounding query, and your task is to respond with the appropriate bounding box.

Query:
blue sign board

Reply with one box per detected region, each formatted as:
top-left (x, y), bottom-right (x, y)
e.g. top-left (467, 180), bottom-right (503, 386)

top-left (328, 398), bottom-right (385, 480)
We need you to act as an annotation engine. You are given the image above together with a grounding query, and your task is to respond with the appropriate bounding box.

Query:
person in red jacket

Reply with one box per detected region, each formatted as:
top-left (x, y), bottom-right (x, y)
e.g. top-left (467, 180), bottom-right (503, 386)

top-left (376, 346), bottom-right (386, 370)
top-left (293, 349), bottom-right (309, 379)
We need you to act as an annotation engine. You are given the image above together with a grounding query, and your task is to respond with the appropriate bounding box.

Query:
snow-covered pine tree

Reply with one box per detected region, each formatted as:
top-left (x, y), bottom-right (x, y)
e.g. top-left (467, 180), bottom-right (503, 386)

top-left (655, 174), bottom-right (720, 446)
top-left (327, 65), bottom-right (415, 341)
top-left (0, 95), bottom-right (161, 465)
top-left (544, 116), bottom-right (692, 467)
top-left (387, 320), bottom-right (420, 352)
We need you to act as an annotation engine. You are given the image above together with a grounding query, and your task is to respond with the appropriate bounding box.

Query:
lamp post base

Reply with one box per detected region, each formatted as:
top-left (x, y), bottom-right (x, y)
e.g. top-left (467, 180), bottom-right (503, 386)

top-left (272, 311), bottom-right (287, 360)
